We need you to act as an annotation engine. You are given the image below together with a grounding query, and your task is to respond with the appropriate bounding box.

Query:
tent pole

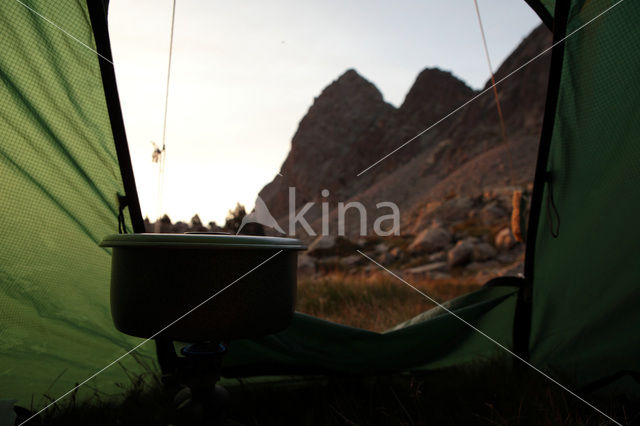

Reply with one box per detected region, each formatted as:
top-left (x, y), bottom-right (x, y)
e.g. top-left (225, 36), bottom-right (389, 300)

top-left (514, 0), bottom-right (571, 360)
top-left (87, 0), bottom-right (146, 233)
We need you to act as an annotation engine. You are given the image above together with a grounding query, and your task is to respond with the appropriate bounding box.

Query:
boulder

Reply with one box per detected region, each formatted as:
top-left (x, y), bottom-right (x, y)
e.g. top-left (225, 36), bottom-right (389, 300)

top-left (340, 255), bottom-right (362, 267)
top-left (428, 250), bottom-right (447, 263)
top-left (494, 227), bottom-right (516, 250)
top-left (496, 250), bottom-right (521, 264)
top-left (405, 262), bottom-right (449, 274)
top-left (408, 227), bottom-right (452, 253)
top-left (462, 236), bottom-right (480, 244)
top-left (374, 243), bottom-right (389, 253)
top-left (466, 260), bottom-right (501, 272)
top-left (438, 197), bottom-right (475, 223)
top-left (308, 235), bottom-right (337, 256)
top-left (430, 272), bottom-right (452, 280)
top-left (447, 240), bottom-right (474, 267)
top-left (480, 202), bottom-right (507, 224)
top-left (472, 242), bottom-right (497, 262)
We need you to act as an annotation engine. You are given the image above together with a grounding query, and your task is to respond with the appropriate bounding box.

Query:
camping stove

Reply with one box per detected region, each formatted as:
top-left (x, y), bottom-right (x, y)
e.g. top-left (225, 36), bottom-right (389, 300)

top-left (155, 339), bottom-right (229, 425)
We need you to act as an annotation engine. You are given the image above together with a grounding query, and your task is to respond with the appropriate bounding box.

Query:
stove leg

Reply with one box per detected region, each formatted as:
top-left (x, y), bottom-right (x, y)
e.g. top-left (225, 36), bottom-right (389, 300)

top-left (154, 339), bottom-right (228, 425)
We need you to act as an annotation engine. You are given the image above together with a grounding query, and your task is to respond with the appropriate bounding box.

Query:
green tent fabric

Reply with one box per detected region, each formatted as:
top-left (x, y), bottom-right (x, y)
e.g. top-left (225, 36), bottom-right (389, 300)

top-left (223, 285), bottom-right (518, 376)
top-left (0, 0), bottom-right (152, 405)
top-left (525, 0), bottom-right (640, 392)
top-left (1, 0), bottom-right (639, 410)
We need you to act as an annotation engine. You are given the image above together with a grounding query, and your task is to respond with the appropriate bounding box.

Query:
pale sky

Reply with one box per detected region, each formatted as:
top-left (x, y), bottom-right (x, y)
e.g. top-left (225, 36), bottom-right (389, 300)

top-left (108, 0), bottom-right (541, 225)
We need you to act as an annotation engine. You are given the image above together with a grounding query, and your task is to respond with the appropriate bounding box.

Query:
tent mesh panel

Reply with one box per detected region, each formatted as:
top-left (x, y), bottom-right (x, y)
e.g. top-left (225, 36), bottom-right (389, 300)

top-left (0, 0), bottom-right (151, 405)
top-left (530, 0), bottom-right (640, 392)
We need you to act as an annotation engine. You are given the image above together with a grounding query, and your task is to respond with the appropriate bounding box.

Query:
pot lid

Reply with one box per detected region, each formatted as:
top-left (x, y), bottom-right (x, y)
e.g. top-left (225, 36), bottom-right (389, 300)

top-left (100, 233), bottom-right (306, 250)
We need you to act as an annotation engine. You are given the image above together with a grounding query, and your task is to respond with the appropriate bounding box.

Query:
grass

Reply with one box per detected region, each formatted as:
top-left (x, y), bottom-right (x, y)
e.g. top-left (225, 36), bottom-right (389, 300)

top-left (29, 378), bottom-right (173, 426)
top-left (296, 271), bottom-right (481, 331)
top-left (227, 361), bottom-right (638, 426)
top-left (21, 274), bottom-right (639, 425)
top-left (29, 359), bottom-right (638, 425)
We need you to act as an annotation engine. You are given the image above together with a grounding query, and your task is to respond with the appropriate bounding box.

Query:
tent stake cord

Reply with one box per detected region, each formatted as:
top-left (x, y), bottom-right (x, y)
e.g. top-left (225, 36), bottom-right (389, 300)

top-left (472, 0), bottom-right (514, 182)
top-left (155, 0), bottom-right (177, 229)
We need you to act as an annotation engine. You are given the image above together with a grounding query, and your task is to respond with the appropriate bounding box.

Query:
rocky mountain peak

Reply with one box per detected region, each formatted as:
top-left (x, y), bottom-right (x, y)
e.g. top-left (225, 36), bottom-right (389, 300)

top-left (398, 68), bottom-right (475, 123)
top-left (257, 24), bottom-right (552, 239)
top-left (306, 68), bottom-right (388, 118)
top-left (286, 68), bottom-right (394, 163)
